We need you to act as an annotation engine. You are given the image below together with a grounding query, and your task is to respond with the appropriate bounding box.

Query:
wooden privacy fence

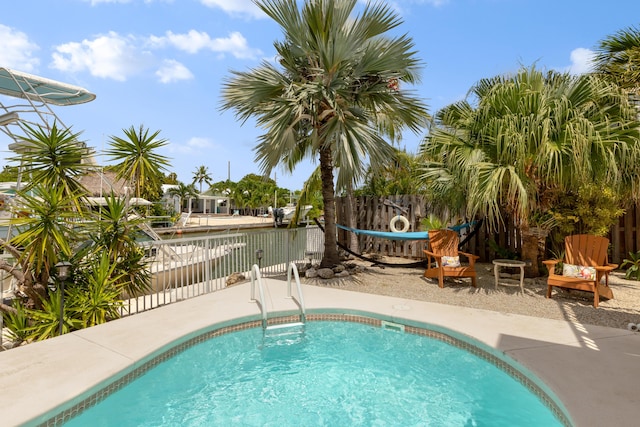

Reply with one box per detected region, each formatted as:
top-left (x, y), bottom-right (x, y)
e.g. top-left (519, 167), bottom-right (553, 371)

top-left (335, 195), bottom-right (640, 264)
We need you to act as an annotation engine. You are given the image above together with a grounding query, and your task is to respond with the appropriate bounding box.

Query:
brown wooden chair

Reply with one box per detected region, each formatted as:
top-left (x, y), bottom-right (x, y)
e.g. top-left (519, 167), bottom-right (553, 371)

top-left (423, 229), bottom-right (479, 288)
top-left (542, 234), bottom-right (617, 308)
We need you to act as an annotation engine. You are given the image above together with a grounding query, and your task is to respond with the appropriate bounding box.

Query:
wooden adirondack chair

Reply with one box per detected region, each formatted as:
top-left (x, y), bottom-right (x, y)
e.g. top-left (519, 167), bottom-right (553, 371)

top-left (423, 229), bottom-right (479, 288)
top-left (542, 234), bottom-right (617, 308)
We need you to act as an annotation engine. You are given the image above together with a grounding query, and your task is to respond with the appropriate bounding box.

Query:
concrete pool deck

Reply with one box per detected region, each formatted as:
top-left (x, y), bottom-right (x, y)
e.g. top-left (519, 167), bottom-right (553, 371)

top-left (1, 280), bottom-right (638, 426)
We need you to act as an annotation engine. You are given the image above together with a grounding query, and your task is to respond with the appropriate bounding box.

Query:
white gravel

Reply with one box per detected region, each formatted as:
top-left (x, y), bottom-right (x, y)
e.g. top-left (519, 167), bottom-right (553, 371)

top-left (303, 258), bottom-right (640, 330)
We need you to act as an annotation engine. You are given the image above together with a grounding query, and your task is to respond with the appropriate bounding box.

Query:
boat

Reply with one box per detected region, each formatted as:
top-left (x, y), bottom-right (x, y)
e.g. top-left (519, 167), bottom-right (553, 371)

top-left (269, 204), bottom-right (313, 227)
top-left (143, 239), bottom-right (244, 293)
top-left (136, 221), bottom-right (245, 293)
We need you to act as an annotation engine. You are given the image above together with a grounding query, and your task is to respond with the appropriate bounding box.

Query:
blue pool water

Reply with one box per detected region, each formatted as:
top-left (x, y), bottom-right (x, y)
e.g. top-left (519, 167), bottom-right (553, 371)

top-left (64, 321), bottom-right (564, 426)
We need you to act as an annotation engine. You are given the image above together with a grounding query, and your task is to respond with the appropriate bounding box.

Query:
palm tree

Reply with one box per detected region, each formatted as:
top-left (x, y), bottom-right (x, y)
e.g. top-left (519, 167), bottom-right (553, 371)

top-left (105, 125), bottom-right (171, 200)
top-left (420, 66), bottom-right (640, 275)
top-left (8, 122), bottom-right (91, 211)
top-left (593, 25), bottom-right (640, 92)
top-left (192, 165), bottom-right (213, 194)
top-left (222, 0), bottom-right (427, 267)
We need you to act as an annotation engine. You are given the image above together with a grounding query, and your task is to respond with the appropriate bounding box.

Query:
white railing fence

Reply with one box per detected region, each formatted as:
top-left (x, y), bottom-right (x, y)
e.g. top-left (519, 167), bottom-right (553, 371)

top-left (121, 225), bottom-right (324, 316)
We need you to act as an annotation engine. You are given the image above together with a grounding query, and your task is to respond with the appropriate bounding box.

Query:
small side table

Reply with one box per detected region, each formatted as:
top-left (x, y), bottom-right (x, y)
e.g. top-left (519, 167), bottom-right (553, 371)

top-left (492, 259), bottom-right (526, 294)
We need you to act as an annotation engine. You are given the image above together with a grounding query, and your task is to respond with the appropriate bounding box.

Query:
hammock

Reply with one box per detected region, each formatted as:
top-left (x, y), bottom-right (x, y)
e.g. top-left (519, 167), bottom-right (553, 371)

top-left (315, 219), bottom-right (482, 268)
top-left (336, 222), bottom-right (475, 241)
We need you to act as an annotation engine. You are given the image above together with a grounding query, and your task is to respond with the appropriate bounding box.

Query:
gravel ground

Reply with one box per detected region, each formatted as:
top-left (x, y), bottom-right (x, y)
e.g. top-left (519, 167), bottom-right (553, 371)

top-left (302, 257), bottom-right (640, 330)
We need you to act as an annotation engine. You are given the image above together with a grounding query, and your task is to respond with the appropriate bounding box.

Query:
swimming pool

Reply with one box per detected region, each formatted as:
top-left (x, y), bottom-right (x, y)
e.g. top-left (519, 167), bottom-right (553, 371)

top-left (59, 317), bottom-right (569, 426)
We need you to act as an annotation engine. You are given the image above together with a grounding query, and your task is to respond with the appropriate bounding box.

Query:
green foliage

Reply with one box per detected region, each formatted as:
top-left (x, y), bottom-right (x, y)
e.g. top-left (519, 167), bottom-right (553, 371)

top-left (420, 66), bottom-right (640, 234)
top-left (167, 182), bottom-right (198, 212)
top-left (621, 251), bottom-right (640, 281)
top-left (357, 149), bottom-right (425, 196)
top-left (69, 252), bottom-right (124, 327)
top-left (420, 214), bottom-right (446, 231)
top-left (549, 184), bottom-right (625, 237)
top-left (105, 124), bottom-right (171, 200)
top-left (2, 300), bottom-right (31, 344)
top-left (222, 0), bottom-right (428, 266)
top-left (192, 165), bottom-right (213, 193)
top-left (8, 185), bottom-right (79, 282)
top-left (84, 195), bottom-right (151, 297)
top-left (8, 122), bottom-right (91, 204)
top-left (593, 25), bottom-right (640, 90)
top-left (488, 239), bottom-right (520, 260)
top-left (26, 290), bottom-right (83, 340)
top-left (0, 165), bottom-right (20, 182)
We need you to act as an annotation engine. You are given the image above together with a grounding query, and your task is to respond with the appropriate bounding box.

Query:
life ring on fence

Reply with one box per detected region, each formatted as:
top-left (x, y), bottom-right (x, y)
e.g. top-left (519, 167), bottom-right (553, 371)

top-left (390, 215), bottom-right (410, 233)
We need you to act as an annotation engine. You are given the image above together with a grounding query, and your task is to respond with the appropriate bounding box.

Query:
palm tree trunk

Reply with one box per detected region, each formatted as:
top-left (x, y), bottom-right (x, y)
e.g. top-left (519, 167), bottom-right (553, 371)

top-left (319, 147), bottom-right (341, 268)
top-left (521, 226), bottom-right (547, 277)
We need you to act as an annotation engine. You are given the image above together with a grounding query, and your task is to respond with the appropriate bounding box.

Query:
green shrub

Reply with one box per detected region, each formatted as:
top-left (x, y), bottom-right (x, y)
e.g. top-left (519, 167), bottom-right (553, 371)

top-left (621, 251), bottom-right (640, 281)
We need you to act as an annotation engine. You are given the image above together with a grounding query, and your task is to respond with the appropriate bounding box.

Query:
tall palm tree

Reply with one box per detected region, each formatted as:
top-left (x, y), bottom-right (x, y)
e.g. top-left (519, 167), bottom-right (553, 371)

top-left (105, 125), bottom-right (171, 200)
top-left (192, 165), bottom-right (212, 194)
top-left (593, 25), bottom-right (640, 92)
top-left (420, 67), bottom-right (640, 275)
top-left (222, 0), bottom-right (427, 267)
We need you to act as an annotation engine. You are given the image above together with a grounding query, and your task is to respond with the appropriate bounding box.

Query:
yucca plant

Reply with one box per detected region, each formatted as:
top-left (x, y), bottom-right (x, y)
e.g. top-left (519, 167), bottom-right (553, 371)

top-left (2, 300), bottom-right (31, 345)
top-left (621, 251), bottom-right (640, 280)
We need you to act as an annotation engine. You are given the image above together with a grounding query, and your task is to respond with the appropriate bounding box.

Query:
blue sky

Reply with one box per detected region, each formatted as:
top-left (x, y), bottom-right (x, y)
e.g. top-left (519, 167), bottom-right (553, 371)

top-left (1, 0), bottom-right (639, 191)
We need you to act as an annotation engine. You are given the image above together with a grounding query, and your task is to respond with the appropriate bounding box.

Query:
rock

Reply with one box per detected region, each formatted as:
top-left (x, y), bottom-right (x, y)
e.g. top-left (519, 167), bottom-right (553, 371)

top-left (333, 264), bottom-right (346, 273)
top-left (317, 268), bottom-right (335, 279)
top-left (335, 270), bottom-right (351, 278)
top-left (305, 268), bottom-right (318, 278)
top-left (226, 272), bottom-right (246, 286)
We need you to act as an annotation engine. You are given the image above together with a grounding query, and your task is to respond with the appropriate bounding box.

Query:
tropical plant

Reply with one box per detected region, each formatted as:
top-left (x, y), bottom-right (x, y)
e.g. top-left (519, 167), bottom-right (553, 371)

top-left (8, 122), bottom-right (91, 211)
top-left (222, 0), bottom-right (428, 267)
top-left (0, 165), bottom-right (20, 182)
top-left (357, 149), bottom-right (425, 196)
top-left (621, 251), bottom-right (640, 281)
top-left (419, 66), bottom-right (640, 275)
top-left (420, 214), bottom-right (446, 231)
top-left (192, 165), bottom-right (213, 194)
top-left (593, 25), bottom-right (640, 92)
top-left (232, 174), bottom-right (281, 216)
top-left (2, 300), bottom-right (30, 344)
top-left (84, 194), bottom-right (151, 297)
top-left (69, 252), bottom-right (125, 327)
top-left (26, 289), bottom-right (83, 340)
top-left (488, 239), bottom-right (520, 260)
top-left (0, 185), bottom-right (79, 308)
top-left (105, 124), bottom-right (171, 200)
top-left (0, 124), bottom-right (161, 342)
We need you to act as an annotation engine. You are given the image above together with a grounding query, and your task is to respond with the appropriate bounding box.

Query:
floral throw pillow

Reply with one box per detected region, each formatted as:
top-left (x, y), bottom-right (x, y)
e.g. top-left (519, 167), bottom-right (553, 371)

top-left (562, 263), bottom-right (596, 280)
top-left (441, 256), bottom-right (461, 267)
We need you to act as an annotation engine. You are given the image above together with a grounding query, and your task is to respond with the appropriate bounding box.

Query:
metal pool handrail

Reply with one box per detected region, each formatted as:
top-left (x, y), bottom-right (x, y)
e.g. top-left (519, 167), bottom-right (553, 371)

top-left (249, 264), bottom-right (268, 329)
top-left (287, 262), bottom-right (306, 323)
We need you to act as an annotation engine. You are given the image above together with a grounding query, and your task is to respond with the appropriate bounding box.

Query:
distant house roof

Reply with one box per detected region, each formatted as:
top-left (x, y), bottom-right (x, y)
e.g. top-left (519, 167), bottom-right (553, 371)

top-left (79, 170), bottom-right (127, 197)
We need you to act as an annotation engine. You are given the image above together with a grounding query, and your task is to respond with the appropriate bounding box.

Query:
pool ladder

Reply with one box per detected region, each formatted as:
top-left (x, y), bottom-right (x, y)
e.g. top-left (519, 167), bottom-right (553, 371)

top-left (250, 262), bottom-right (307, 331)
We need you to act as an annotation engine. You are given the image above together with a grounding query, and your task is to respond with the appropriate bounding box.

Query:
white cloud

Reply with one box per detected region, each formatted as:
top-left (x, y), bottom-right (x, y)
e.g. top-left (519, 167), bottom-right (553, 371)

top-left (199, 0), bottom-right (265, 19)
top-left (51, 32), bottom-right (152, 81)
top-left (169, 136), bottom-right (217, 154)
top-left (149, 30), bottom-right (262, 59)
top-left (156, 59), bottom-right (193, 83)
top-left (567, 47), bottom-right (595, 75)
top-left (0, 24), bottom-right (40, 72)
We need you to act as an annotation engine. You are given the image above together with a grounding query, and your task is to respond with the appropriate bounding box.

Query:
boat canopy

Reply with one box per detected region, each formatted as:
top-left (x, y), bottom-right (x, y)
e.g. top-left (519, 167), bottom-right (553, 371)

top-left (0, 67), bottom-right (95, 106)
